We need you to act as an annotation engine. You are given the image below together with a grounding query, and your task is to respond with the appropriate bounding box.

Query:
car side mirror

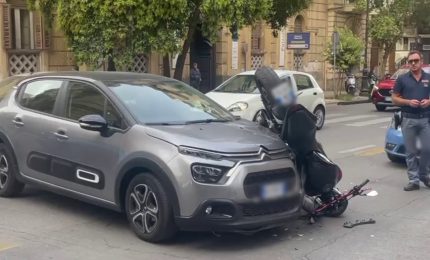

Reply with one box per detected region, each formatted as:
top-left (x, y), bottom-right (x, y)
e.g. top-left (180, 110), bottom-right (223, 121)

top-left (79, 114), bottom-right (108, 132)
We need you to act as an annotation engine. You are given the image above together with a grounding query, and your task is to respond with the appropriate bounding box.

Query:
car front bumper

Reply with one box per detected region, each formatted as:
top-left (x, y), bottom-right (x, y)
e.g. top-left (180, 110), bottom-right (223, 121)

top-left (168, 152), bottom-right (303, 232)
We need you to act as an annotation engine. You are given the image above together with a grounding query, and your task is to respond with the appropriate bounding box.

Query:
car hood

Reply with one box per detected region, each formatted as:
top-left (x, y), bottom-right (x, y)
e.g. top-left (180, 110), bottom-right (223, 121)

top-left (377, 79), bottom-right (395, 89)
top-left (144, 120), bottom-right (285, 153)
top-left (206, 92), bottom-right (260, 108)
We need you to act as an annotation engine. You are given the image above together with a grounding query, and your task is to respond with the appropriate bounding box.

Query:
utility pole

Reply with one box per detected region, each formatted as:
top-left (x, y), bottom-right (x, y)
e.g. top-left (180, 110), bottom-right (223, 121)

top-left (362, 0), bottom-right (370, 94)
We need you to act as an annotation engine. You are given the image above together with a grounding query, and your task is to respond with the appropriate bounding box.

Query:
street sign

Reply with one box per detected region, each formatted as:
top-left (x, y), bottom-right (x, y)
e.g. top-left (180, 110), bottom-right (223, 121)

top-left (332, 31), bottom-right (340, 54)
top-left (287, 32), bottom-right (310, 49)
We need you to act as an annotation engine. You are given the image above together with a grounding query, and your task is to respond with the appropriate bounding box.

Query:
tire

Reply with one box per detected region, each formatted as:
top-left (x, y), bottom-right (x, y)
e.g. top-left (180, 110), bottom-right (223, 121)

top-left (375, 105), bottom-right (386, 111)
top-left (326, 199), bottom-right (348, 217)
top-left (125, 174), bottom-right (177, 243)
top-left (347, 85), bottom-right (355, 95)
top-left (387, 153), bottom-right (405, 164)
top-left (321, 189), bottom-right (348, 217)
top-left (313, 106), bottom-right (325, 130)
top-left (0, 143), bottom-right (25, 197)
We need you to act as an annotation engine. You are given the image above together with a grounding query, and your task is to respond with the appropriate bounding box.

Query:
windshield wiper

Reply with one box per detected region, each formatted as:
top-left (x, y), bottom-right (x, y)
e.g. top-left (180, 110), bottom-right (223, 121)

top-left (184, 119), bottom-right (230, 124)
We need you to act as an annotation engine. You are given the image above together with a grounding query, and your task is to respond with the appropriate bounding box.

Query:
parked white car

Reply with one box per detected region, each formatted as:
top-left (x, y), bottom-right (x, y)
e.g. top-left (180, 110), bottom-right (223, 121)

top-left (206, 70), bottom-right (326, 129)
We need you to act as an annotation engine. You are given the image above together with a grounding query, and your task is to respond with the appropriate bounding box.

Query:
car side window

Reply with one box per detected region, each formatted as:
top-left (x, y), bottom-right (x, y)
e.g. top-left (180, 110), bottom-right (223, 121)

top-left (293, 74), bottom-right (314, 91)
top-left (66, 81), bottom-right (124, 129)
top-left (20, 80), bottom-right (63, 114)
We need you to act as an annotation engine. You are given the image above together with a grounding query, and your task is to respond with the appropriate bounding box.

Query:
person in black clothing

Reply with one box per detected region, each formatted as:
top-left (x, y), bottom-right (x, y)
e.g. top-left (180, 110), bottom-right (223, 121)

top-left (392, 50), bottom-right (430, 191)
top-left (190, 63), bottom-right (202, 89)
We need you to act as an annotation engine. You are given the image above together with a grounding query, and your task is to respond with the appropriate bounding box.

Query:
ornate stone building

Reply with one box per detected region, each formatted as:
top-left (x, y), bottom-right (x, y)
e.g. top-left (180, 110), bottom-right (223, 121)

top-left (1, 0), bottom-right (367, 92)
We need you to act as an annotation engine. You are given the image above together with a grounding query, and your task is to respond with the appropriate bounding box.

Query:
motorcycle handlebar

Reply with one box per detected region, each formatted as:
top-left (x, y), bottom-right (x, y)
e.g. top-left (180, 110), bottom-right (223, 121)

top-left (356, 179), bottom-right (370, 190)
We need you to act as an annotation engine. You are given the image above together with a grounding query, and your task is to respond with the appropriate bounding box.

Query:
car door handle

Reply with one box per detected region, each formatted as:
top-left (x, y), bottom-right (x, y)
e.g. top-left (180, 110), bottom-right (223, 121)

top-left (12, 117), bottom-right (24, 127)
top-left (54, 130), bottom-right (69, 140)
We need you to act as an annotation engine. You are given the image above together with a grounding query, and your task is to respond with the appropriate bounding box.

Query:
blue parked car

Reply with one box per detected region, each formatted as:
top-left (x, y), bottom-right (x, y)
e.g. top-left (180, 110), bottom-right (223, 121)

top-left (385, 111), bottom-right (422, 163)
top-left (385, 111), bottom-right (406, 163)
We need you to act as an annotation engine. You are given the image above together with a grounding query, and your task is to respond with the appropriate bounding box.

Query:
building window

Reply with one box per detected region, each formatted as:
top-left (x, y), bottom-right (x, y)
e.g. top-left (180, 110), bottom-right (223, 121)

top-left (294, 15), bottom-right (304, 33)
top-left (403, 38), bottom-right (409, 51)
top-left (251, 21), bottom-right (263, 52)
top-left (10, 8), bottom-right (35, 50)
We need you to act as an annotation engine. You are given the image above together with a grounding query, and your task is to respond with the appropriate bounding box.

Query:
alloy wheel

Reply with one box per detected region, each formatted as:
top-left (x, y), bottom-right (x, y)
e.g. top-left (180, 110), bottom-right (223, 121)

top-left (0, 155), bottom-right (9, 189)
top-left (129, 184), bottom-right (159, 234)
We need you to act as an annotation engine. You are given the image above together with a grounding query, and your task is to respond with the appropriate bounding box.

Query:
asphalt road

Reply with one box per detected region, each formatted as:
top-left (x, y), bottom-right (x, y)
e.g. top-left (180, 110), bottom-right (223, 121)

top-left (1, 103), bottom-right (430, 260)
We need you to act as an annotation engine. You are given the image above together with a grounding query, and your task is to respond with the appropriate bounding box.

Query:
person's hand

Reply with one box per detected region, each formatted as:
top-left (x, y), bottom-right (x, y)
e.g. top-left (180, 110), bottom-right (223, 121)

top-left (420, 99), bottom-right (430, 108)
top-left (409, 99), bottom-right (420, 108)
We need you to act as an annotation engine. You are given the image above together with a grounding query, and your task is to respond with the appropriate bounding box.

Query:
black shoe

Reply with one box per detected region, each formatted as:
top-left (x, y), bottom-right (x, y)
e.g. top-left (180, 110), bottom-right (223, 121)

top-left (404, 183), bottom-right (420, 191)
top-left (419, 176), bottom-right (430, 188)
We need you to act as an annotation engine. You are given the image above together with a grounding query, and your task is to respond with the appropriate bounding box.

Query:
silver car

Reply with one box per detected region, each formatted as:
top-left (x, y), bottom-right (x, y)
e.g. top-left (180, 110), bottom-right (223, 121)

top-left (0, 72), bottom-right (303, 242)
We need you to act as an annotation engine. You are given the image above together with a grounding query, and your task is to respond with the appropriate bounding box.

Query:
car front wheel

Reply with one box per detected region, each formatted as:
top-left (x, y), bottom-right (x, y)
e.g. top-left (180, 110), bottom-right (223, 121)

top-left (125, 174), bottom-right (177, 243)
top-left (313, 106), bottom-right (325, 130)
top-left (375, 105), bottom-right (386, 111)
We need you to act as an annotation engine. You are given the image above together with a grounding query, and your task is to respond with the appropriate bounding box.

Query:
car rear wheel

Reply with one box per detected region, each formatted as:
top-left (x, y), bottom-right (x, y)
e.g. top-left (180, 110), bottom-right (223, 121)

top-left (125, 174), bottom-right (177, 243)
top-left (0, 143), bottom-right (25, 197)
top-left (375, 105), bottom-right (386, 111)
top-left (313, 106), bottom-right (325, 130)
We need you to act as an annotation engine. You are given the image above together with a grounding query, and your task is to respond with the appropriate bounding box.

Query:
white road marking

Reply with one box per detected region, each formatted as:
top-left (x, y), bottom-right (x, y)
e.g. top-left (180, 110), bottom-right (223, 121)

top-left (346, 117), bottom-right (392, 127)
top-left (338, 145), bottom-right (377, 154)
top-left (325, 113), bottom-right (347, 119)
top-left (325, 115), bottom-right (378, 124)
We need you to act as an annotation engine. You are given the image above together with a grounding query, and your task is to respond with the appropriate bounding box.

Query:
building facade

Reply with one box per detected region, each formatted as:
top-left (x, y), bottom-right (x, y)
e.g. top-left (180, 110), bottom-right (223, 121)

top-left (1, 0), bottom-right (367, 92)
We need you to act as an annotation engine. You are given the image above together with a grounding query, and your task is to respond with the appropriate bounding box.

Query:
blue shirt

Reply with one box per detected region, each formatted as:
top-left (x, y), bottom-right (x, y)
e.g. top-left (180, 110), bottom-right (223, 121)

top-left (393, 70), bottom-right (430, 113)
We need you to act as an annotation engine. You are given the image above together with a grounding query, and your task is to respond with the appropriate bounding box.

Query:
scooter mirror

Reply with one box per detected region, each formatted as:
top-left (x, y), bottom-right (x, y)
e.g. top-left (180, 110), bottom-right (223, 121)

top-left (365, 190), bottom-right (378, 197)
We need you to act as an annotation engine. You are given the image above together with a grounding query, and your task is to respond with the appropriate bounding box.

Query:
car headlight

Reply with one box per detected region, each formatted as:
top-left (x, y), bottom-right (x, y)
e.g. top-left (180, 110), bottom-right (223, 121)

top-left (191, 164), bottom-right (229, 184)
top-left (178, 146), bottom-right (223, 160)
top-left (227, 102), bottom-right (248, 112)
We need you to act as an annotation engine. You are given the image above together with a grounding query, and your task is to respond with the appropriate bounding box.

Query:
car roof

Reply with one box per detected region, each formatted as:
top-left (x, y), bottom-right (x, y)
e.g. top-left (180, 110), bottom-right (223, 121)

top-left (235, 69), bottom-right (310, 77)
top-left (9, 71), bottom-right (176, 86)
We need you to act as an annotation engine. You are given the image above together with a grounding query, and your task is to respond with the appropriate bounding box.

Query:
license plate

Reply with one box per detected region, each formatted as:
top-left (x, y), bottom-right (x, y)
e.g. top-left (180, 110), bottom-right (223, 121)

top-left (385, 97), bottom-right (392, 102)
top-left (261, 182), bottom-right (286, 200)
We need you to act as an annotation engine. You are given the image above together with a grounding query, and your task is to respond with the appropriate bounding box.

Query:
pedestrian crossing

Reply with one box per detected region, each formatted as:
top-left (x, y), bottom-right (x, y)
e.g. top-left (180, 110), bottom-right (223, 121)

top-left (325, 113), bottom-right (392, 128)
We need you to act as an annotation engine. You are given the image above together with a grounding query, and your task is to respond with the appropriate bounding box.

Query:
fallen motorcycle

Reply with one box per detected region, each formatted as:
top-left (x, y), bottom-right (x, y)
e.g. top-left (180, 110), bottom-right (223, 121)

top-left (254, 66), bottom-right (376, 220)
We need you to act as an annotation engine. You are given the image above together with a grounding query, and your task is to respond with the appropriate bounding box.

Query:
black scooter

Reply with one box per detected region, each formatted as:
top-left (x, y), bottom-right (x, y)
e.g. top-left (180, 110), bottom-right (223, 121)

top-left (254, 67), bottom-right (376, 220)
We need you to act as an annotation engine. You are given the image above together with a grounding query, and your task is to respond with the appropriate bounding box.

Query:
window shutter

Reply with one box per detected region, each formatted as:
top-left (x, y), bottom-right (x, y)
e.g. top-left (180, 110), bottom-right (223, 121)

top-left (2, 4), bottom-right (12, 49)
top-left (33, 11), bottom-right (43, 49)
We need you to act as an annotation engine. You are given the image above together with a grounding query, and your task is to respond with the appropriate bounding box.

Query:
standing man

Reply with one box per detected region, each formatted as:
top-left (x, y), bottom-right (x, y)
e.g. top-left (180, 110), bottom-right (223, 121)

top-left (190, 62), bottom-right (202, 90)
top-left (392, 50), bottom-right (430, 191)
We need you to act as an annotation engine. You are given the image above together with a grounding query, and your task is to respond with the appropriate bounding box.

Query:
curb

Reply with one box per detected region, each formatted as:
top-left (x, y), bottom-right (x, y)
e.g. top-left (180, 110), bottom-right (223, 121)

top-left (337, 99), bottom-right (372, 105)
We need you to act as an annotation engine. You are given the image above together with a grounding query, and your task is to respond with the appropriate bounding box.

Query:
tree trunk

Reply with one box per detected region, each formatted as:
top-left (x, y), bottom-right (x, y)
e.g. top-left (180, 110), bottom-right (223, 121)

top-left (380, 43), bottom-right (394, 78)
top-left (173, 0), bottom-right (202, 81)
top-left (162, 55), bottom-right (171, 77)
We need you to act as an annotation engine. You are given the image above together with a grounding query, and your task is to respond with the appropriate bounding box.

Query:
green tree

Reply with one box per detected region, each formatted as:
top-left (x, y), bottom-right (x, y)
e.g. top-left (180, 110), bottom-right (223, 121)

top-left (28, 0), bottom-right (311, 80)
top-left (324, 28), bottom-right (364, 96)
top-left (368, 0), bottom-right (411, 77)
top-left (410, 0), bottom-right (430, 34)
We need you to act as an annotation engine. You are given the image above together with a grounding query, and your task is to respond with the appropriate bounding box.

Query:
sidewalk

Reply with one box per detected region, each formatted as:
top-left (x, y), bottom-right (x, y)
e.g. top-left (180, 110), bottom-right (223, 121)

top-left (323, 90), bottom-right (371, 105)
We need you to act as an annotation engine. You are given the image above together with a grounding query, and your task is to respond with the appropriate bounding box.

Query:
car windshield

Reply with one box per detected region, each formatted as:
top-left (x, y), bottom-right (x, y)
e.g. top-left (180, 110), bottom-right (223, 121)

top-left (106, 79), bottom-right (235, 125)
top-left (390, 67), bottom-right (430, 80)
top-left (214, 75), bottom-right (258, 93)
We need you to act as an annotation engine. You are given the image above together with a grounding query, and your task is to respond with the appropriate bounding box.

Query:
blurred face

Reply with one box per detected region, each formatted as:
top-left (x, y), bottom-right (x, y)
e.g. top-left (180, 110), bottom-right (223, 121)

top-left (408, 53), bottom-right (422, 73)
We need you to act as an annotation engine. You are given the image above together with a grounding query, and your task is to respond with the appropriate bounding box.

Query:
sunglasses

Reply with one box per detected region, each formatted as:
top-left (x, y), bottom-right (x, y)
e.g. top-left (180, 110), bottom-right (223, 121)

top-left (408, 59), bottom-right (421, 64)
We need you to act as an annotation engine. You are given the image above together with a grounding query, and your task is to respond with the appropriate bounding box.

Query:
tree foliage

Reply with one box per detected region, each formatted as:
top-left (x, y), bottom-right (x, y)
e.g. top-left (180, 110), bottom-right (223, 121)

top-left (28, 0), bottom-right (310, 78)
top-left (324, 28), bottom-right (364, 74)
top-left (368, 0), bottom-right (411, 76)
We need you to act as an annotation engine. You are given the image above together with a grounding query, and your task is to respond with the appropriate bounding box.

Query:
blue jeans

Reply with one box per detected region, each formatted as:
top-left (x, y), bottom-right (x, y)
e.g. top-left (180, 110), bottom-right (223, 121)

top-left (401, 117), bottom-right (430, 184)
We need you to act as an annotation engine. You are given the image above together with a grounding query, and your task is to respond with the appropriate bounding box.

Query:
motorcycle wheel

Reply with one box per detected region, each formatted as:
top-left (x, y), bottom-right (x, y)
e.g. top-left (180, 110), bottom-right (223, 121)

top-left (321, 190), bottom-right (349, 217)
top-left (325, 199), bottom-right (348, 217)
